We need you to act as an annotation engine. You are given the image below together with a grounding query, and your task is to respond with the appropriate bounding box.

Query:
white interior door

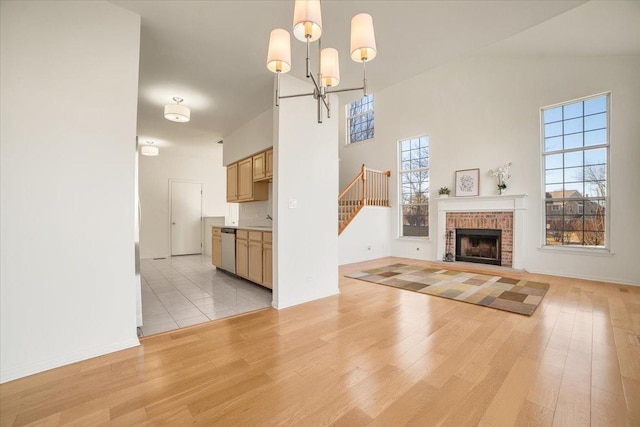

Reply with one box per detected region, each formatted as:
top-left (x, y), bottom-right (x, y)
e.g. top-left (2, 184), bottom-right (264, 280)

top-left (171, 181), bottom-right (202, 256)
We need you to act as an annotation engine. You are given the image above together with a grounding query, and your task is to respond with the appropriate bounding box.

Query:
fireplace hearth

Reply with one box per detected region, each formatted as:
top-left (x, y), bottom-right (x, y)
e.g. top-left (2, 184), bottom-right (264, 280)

top-left (455, 228), bottom-right (502, 266)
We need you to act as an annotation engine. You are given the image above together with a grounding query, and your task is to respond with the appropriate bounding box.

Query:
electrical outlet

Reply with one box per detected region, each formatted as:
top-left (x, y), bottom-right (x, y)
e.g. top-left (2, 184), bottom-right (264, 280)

top-left (305, 275), bottom-right (312, 282)
top-left (288, 198), bottom-right (297, 209)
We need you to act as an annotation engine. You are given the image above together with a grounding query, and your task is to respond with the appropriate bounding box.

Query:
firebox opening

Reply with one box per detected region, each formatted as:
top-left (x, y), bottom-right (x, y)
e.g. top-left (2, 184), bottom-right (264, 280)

top-left (455, 228), bottom-right (502, 266)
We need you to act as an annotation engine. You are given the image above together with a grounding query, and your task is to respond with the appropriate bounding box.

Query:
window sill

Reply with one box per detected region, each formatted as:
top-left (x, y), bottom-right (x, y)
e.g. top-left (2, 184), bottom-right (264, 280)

top-left (538, 245), bottom-right (614, 257)
top-left (397, 236), bottom-right (431, 242)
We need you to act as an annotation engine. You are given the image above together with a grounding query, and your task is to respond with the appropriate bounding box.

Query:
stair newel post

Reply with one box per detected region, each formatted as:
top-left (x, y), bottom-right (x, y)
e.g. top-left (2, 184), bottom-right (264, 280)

top-left (385, 171), bottom-right (390, 206)
top-left (361, 164), bottom-right (367, 206)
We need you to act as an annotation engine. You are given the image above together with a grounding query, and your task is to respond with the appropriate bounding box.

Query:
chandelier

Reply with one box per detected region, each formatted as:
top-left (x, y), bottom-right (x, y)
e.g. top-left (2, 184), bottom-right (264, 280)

top-left (266, 0), bottom-right (377, 123)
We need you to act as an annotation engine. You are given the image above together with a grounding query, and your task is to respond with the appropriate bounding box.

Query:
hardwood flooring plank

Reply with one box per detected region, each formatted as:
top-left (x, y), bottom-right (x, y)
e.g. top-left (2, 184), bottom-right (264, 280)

top-left (481, 356), bottom-right (541, 426)
top-left (1, 257), bottom-right (638, 426)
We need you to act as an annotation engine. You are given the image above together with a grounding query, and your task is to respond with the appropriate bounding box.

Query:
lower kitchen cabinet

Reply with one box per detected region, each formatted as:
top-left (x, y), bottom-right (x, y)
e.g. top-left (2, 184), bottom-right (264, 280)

top-left (262, 240), bottom-right (272, 289)
top-left (212, 227), bottom-right (222, 268)
top-left (229, 229), bottom-right (272, 289)
top-left (236, 230), bottom-right (249, 278)
top-left (248, 240), bottom-right (263, 283)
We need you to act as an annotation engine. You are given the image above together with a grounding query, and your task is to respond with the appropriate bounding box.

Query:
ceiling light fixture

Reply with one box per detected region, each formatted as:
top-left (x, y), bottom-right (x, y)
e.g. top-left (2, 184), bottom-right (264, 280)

top-left (266, 0), bottom-right (377, 123)
top-left (141, 141), bottom-right (159, 156)
top-left (164, 97), bottom-right (191, 122)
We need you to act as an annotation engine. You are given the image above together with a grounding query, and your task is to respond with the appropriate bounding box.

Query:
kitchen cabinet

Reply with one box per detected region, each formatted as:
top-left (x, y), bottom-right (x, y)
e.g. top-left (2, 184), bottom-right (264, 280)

top-left (236, 230), bottom-right (249, 278)
top-left (265, 149), bottom-right (273, 180)
top-left (248, 231), bottom-right (263, 284)
top-left (262, 232), bottom-right (272, 289)
top-left (212, 227), bottom-right (222, 268)
top-left (227, 157), bottom-right (268, 203)
top-left (226, 163), bottom-right (238, 202)
top-left (238, 158), bottom-right (253, 201)
top-left (253, 152), bottom-right (266, 181)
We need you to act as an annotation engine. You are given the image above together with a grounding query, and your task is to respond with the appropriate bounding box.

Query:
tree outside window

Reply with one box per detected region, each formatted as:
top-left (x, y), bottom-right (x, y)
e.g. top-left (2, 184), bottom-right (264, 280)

top-left (542, 94), bottom-right (608, 248)
top-left (400, 136), bottom-right (429, 237)
top-left (347, 95), bottom-right (374, 144)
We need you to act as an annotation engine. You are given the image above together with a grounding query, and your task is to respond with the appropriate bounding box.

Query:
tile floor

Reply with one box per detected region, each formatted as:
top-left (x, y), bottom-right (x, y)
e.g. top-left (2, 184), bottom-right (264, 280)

top-left (140, 254), bottom-right (272, 337)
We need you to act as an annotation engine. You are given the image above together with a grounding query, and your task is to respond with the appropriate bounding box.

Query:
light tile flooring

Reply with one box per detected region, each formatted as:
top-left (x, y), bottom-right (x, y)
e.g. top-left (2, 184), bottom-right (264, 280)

top-left (140, 254), bottom-right (272, 337)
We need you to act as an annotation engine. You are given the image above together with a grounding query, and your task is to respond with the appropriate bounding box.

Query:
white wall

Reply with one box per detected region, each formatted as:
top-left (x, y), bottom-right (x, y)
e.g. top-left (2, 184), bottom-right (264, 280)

top-left (139, 143), bottom-right (228, 259)
top-left (0, 1), bottom-right (141, 382)
top-left (223, 108), bottom-right (274, 165)
top-left (339, 54), bottom-right (640, 285)
top-left (273, 75), bottom-right (340, 308)
top-left (339, 207), bottom-right (391, 265)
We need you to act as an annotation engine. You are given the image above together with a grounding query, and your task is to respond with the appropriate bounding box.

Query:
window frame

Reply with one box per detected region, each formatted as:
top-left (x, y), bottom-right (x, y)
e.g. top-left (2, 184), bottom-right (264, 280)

top-left (540, 92), bottom-right (611, 252)
top-left (346, 94), bottom-right (374, 145)
top-left (398, 135), bottom-right (430, 239)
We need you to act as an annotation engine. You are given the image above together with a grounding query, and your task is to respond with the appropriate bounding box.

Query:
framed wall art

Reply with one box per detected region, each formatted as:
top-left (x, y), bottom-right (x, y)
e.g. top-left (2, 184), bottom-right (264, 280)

top-left (455, 168), bottom-right (480, 197)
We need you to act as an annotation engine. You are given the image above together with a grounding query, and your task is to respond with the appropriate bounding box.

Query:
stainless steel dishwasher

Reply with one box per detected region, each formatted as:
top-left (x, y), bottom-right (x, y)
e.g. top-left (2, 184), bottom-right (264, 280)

top-left (220, 228), bottom-right (237, 274)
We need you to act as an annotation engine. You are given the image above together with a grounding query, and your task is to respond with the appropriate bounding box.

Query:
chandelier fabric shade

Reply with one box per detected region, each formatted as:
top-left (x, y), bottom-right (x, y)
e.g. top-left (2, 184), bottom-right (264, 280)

top-left (292, 0), bottom-right (322, 42)
top-left (266, 0), bottom-right (377, 123)
top-left (164, 97), bottom-right (190, 123)
top-left (350, 13), bottom-right (377, 62)
top-left (267, 29), bottom-right (292, 73)
top-left (320, 48), bottom-right (340, 87)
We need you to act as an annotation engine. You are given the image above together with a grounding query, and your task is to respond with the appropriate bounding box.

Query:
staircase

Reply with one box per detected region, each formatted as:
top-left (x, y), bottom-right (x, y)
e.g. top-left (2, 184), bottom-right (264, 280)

top-left (338, 164), bottom-right (391, 234)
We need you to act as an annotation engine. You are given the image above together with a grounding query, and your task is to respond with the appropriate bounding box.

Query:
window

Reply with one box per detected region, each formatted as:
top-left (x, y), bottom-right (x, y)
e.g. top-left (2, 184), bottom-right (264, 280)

top-left (347, 94), bottom-right (374, 144)
top-left (399, 136), bottom-right (429, 237)
top-left (542, 94), bottom-right (608, 248)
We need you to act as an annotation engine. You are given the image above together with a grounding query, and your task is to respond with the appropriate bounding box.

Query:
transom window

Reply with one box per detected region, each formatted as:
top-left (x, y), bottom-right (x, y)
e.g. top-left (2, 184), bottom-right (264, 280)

top-left (542, 93), bottom-right (608, 248)
top-left (399, 136), bottom-right (429, 237)
top-left (346, 94), bottom-right (374, 144)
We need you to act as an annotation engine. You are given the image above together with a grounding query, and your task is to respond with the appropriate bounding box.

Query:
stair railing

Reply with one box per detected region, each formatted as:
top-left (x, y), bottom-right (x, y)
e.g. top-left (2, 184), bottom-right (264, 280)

top-left (338, 164), bottom-right (391, 234)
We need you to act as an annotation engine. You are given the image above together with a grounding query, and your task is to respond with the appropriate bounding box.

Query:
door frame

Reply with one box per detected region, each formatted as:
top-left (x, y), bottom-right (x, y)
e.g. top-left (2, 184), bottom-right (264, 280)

top-left (168, 179), bottom-right (203, 257)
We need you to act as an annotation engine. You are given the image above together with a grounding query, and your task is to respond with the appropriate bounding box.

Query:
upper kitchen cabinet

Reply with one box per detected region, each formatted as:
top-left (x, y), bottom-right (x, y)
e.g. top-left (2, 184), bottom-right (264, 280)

top-left (253, 148), bottom-right (273, 182)
top-left (226, 163), bottom-right (238, 202)
top-left (237, 158), bottom-right (253, 200)
top-left (227, 154), bottom-right (268, 203)
top-left (265, 148), bottom-right (273, 180)
top-left (253, 151), bottom-right (266, 181)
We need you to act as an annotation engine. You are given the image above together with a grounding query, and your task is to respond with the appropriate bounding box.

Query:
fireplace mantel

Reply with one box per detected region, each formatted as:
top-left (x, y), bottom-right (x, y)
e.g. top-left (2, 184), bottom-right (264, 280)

top-left (436, 194), bottom-right (527, 269)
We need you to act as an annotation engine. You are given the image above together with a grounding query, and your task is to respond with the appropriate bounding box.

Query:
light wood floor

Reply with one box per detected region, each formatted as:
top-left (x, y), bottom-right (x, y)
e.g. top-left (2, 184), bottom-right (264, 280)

top-left (1, 257), bottom-right (639, 426)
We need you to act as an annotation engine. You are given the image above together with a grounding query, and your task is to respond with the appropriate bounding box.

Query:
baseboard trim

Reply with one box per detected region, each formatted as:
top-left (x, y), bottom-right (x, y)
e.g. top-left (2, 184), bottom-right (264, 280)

top-left (525, 268), bottom-right (639, 287)
top-left (0, 338), bottom-right (140, 384)
top-left (272, 288), bottom-right (340, 310)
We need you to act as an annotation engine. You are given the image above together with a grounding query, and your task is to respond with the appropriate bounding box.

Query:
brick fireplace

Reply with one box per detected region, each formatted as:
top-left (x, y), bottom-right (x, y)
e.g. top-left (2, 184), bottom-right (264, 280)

top-left (436, 195), bottom-right (526, 270)
top-left (446, 212), bottom-right (513, 267)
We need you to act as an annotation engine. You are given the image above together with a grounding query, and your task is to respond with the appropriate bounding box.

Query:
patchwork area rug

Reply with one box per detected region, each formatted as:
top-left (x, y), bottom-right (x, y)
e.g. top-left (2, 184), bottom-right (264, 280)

top-left (346, 263), bottom-right (550, 316)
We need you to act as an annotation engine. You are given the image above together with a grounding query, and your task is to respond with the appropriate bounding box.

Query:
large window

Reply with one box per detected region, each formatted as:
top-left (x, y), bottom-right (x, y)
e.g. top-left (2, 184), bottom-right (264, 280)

top-left (542, 94), bottom-right (608, 248)
top-left (347, 94), bottom-right (374, 144)
top-left (400, 136), bottom-right (429, 237)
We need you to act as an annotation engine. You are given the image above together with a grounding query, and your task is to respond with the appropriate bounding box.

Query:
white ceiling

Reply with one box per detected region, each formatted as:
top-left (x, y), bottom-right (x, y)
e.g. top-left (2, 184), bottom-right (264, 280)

top-left (112, 0), bottom-right (623, 149)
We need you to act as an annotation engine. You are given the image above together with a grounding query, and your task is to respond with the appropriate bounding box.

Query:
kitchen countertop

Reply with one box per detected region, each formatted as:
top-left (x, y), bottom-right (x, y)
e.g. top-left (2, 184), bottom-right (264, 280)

top-left (214, 225), bottom-right (272, 232)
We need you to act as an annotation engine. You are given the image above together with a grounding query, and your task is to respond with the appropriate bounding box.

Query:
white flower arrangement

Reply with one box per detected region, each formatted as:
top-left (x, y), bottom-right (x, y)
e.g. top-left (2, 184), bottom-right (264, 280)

top-left (489, 162), bottom-right (512, 193)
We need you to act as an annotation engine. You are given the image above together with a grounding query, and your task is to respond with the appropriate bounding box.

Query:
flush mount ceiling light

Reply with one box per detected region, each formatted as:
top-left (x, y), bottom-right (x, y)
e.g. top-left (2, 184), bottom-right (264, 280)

top-left (164, 97), bottom-right (190, 122)
top-left (266, 0), bottom-right (377, 123)
top-left (141, 141), bottom-right (159, 156)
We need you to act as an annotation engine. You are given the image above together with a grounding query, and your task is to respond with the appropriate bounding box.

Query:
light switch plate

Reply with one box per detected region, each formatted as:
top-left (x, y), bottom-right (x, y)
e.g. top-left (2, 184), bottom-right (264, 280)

top-left (288, 198), bottom-right (297, 209)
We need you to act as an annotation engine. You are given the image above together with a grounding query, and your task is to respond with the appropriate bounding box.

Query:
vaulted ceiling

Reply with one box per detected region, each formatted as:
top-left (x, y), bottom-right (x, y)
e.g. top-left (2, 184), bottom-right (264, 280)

top-left (111, 1), bottom-right (638, 149)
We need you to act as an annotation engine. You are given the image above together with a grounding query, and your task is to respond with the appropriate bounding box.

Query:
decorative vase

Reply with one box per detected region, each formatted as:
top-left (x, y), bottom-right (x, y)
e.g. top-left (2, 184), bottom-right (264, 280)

top-left (440, 194), bottom-right (449, 198)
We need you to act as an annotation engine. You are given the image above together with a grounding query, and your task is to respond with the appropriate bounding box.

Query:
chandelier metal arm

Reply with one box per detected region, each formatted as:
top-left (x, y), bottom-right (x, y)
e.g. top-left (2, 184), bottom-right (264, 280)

top-left (279, 92), bottom-right (316, 99)
top-left (326, 86), bottom-right (365, 95)
top-left (272, 14), bottom-right (372, 123)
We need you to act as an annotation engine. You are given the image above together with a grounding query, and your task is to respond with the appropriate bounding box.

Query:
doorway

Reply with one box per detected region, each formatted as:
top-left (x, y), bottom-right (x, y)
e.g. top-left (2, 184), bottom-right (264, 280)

top-left (170, 180), bottom-right (203, 256)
